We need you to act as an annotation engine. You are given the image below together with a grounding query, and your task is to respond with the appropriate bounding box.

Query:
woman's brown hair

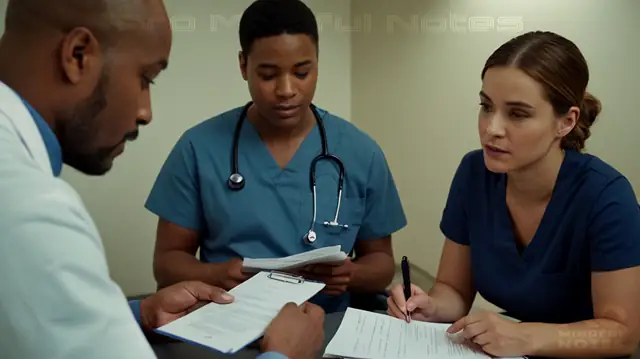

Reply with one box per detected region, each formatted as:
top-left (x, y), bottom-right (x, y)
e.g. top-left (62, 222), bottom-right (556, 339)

top-left (481, 31), bottom-right (601, 151)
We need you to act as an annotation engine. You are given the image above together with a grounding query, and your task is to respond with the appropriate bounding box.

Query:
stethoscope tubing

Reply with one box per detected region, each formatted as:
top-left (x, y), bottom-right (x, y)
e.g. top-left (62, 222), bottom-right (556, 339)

top-left (228, 101), bottom-right (348, 244)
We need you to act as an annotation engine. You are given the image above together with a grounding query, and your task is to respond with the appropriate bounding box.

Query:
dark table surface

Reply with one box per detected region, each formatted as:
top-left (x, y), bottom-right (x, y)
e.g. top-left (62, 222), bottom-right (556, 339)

top-left (151, 311), bottom-right (640, 359)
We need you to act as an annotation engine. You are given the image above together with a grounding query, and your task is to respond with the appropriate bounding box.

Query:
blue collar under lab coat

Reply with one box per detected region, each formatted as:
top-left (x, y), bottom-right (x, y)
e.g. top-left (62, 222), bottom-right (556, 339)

top-left (21, 100), bottom-right (62, 177)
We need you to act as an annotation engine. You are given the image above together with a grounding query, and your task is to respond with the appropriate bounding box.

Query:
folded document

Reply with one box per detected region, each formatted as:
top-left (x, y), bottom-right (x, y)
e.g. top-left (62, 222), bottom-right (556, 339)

top-left (324, 308), bottom-right (525, 359)
top-left (155, 271), bottom-right (325, 354)
top-left (243, 245), bottom-right (348, 271)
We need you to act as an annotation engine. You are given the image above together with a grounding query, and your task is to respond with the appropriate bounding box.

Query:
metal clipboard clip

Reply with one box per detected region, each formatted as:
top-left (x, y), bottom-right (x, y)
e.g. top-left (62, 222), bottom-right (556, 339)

top-left (267, 271), bottom-right (305, 284)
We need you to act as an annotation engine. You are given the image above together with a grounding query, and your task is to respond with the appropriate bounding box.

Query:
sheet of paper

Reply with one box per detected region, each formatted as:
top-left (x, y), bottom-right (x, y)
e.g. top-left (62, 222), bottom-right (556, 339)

top-left (155, 271), bottom-right (325, 354)
top-left (243, 245), bottom-right (348, 271)
top-left (324, 308), bottom-right (524, 359)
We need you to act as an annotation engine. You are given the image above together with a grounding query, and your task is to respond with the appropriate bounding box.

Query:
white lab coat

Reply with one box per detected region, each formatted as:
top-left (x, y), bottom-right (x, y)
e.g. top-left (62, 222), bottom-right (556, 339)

top-left (0, 81), bottom-right (157, 359)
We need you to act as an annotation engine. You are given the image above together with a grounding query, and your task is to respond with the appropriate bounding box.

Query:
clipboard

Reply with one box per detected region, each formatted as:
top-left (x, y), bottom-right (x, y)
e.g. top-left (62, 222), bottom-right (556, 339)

top-left (153, 270), bottom-right (326, 354)
top-left (244, 271), bottom-right (321, 350)
top-left (265, 270), bottom-right (326, 284)
top-left (267, 271), bottom-right (305, 283)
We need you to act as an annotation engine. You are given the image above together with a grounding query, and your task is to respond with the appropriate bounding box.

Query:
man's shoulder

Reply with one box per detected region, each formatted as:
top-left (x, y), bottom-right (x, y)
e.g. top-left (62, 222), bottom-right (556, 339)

top-left (0, 169), bottom-right (154, 358)
top-left (0, 164), bottom-right (91, 232)
top-left (317, 108), bottom-right (387, 169)
top-left (319, 108), bottom-right (379, 148)
top-left (183, 106), bottom-right (245, 141)
top-left (163, 106), bottom-right (245, 158)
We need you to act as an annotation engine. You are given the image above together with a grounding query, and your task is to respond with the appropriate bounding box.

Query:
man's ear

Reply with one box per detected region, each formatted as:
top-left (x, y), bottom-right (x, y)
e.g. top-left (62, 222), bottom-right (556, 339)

top-left (238, 51), bottom-right (248, 81)
top-left (59, 27), bottom-right (102, 84)
top-left (558, 106), bottom-right (579, 138)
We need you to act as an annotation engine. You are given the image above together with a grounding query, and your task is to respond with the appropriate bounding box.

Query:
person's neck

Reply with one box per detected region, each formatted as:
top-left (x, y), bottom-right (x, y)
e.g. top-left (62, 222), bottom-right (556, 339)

top-left (248, 104), bottom-right (314, 144)
top-left (506, 148), bottom-right (565, 204)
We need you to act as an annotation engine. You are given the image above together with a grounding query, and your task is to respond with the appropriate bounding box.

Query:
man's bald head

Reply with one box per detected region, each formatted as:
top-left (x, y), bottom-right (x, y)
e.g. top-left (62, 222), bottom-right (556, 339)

top-left (5, 0), bottom-right (157, 48)
top-left (0, 0), bottom-right (171, 176)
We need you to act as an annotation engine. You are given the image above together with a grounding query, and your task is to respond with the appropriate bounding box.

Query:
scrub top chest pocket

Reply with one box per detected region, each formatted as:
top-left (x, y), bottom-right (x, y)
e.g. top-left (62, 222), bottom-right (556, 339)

top-left (300, 168), bottom-right (365, 252)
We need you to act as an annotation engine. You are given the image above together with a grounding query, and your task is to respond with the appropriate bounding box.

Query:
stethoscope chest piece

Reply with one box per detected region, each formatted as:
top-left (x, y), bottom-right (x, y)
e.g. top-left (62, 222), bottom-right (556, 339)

top-left (228, 172), bottom-right (245, 190)
top-left (304, 230), bottom-right (317, 244)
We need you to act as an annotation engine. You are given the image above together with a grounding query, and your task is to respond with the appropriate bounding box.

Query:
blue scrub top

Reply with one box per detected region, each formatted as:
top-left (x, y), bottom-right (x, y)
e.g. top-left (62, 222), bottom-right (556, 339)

top-left (441, 149), bottom-right (640, 324)
top-left (145, 105), bottom-right (407, 313)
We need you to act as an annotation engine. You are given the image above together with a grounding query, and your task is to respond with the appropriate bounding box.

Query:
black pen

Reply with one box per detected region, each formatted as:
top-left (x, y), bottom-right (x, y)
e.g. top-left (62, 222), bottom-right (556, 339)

top-left (401, 256), bottom-right (411, 322)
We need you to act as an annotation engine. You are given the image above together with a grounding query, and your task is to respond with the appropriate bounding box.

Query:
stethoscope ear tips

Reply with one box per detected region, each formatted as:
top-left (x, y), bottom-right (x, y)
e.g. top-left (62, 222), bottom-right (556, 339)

top-left (227, 173), bottom-right (245, 190)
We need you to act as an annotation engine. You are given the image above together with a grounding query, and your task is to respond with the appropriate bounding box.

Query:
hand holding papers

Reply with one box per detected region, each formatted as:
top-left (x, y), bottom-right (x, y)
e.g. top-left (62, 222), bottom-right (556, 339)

top-left (218, 257), bottom-right (255, 289)
top-left (243, 245), bottom-right (348, 271)
top-left (299, 256), bottom-right (357, 296)
top-left (155, 271), bottom-right (325, 354)
top-left (324, 308), bottom-right (525, 359)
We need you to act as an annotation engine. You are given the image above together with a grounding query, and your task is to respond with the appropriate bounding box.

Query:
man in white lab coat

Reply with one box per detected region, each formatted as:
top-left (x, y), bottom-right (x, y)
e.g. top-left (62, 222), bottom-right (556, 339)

top-left (0, 1), bottom-right (325, 359)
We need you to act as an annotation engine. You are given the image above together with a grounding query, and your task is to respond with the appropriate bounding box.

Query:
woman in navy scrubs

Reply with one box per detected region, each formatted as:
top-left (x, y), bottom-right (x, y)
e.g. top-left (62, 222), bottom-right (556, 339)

top-left (389, 31), bottom-right (640, 358)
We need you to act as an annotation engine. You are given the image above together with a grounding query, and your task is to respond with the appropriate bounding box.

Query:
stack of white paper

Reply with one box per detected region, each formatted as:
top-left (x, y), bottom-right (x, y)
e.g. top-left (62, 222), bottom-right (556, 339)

top-left (324, 308), bottom-right (525, 359)
top-left (155, 271), bottom-right (325, 354)
top-left (242, 245), bottom-right (348, 271)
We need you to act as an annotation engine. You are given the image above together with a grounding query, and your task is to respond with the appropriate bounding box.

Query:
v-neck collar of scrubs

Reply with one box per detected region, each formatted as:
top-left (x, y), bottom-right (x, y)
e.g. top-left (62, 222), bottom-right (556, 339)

top-left (494, 149), bottom-right (579, 264)
top-left (243, 116), bottom-right (322, 182)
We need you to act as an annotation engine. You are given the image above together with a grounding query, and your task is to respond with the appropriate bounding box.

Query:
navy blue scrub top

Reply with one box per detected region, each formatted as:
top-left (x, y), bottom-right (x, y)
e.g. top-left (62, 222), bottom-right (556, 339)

top-left (145, 105), bottom-right (407, 313)
top-left (441, 149), bottom-right (640, 324)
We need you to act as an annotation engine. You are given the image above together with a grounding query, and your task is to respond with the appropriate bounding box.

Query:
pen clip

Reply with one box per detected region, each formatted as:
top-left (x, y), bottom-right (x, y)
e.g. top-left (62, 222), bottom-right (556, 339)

top-left (267, 271), bottom-right (304, 284)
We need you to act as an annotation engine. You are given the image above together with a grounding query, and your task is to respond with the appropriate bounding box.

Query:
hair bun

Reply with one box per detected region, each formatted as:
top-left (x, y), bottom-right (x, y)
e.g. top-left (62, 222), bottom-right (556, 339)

top-left (580, 92), bottom-right (602, 127)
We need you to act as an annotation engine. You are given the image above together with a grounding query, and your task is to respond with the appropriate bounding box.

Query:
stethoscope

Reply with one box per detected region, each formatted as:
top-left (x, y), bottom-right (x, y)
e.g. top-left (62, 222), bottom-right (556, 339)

top-left (227, 101), bottom-right (348, 244)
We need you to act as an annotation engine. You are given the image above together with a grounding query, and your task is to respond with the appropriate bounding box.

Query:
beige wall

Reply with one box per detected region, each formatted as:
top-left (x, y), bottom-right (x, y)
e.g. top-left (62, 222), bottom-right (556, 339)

top-left (351, 0), bottom-right (640, 310)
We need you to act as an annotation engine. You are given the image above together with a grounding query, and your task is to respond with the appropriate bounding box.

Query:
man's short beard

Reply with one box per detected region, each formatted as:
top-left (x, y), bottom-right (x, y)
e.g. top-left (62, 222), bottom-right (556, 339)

top-left (58, 69), bottom-right (112, 176)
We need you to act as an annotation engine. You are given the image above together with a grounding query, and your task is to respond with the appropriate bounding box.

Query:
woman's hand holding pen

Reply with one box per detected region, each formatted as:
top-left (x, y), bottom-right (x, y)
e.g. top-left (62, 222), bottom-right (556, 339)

top-left (387, 283), bottom-right (439, 322)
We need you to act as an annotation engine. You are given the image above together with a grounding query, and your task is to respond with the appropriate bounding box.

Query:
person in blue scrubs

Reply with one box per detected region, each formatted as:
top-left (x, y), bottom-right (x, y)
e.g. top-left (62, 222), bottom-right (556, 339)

top-left (145, 0), bottom-right (407, 314)
top-left (388, 31), bottom-right (640, 358)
